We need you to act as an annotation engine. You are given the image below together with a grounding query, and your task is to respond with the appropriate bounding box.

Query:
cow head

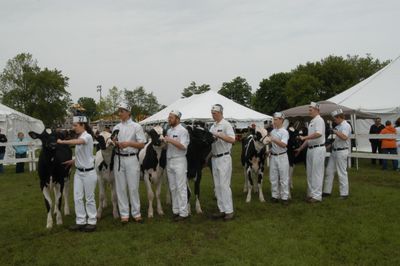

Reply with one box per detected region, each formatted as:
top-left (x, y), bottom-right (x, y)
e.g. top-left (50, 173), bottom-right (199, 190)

top-left (254, 126), bottom-right (271, 145)
top-left (148, 125), bottom-right (165, 146)
top-left (29, 128), bottom-right (58, 152)
top-left (95, 131), bottom-right (114, 150)
top-left (187, 125), bottom-right (215, 147)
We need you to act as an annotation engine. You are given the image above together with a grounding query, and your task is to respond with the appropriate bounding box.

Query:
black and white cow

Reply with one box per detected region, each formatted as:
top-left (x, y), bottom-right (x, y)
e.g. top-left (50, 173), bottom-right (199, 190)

top-left (186, 124), bottom-right (215, 214)
top-left (29, 129), bottom-right (73, 228)
top-left (94, 130), bottom-right (119, 219)
top-left (138, 125), bottom-right (167, 218)
top-left (241, 126), bottom-right (271, 203)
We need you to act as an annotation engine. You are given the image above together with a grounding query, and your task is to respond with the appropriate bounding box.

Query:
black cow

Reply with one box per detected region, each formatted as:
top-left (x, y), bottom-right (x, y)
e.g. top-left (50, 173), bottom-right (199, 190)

top-left (29, 129), bottom-right (74, 229)
top-left (241, 126), bottom-right (271, 203)
top-left (287, 124), bottom-right (307, 190)
top-left (186, 124), bottom-right (214, 214)
top-left (138, 125), bottom-right (167, 218)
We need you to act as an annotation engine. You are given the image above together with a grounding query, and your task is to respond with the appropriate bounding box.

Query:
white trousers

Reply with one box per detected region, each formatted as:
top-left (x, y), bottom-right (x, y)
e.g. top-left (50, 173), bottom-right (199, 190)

top-left (324, 150), bottom-right (349, 196)
top-left (211, 155), bottom-right (234, 214)
top-left (167, 157), bottom-right (188, 217)
top-left (114, 155), bottom-right (141, 218)
top-left (269, 154), bottom-right (290, 200)
top-left (306, 146), bottom-right (326, 201)
top-left (74, 169), bottom-right (97, 225)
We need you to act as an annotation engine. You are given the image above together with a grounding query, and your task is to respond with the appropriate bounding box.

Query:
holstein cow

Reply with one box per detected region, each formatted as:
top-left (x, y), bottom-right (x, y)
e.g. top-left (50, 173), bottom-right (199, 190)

top-left (29, 128), bottom-right (73, 228)
top-left (138, 125), bottom-right (167, 218)
top-left (186, 124), bottom-right (214, 214)
top-left (241, 126), bottom-right (271, 202)
top-left (94, 130), bottom-right (119, 219)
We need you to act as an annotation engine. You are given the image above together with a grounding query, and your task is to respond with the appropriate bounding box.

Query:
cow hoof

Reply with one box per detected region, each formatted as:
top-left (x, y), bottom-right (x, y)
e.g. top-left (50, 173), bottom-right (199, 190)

top-left (259, 198), bottom-right (265, 203)
top-left (148, 214), bottom-right (154, 218)
top-left (46, 223), bottom-right (53, 229)
top-left (246, 198), bottom-right (251, 203)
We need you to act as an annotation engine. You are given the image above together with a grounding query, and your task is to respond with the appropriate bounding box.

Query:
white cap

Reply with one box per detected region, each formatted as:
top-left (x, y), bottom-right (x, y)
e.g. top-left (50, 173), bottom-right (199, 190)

top-left (118, 102), bottom-right (130, 112)
top-left (273, 112), bottom-right (285, 119)
top-left (309, 102), bottom-right (320, 110)
top-left (331, 108), bottom-right (343, 117)
top-left (72, 116), bottom-right (88, 123)
top-left (170, 110), bottom-right (182, 118)
top-left (211, 104), bottom-right (223, 113)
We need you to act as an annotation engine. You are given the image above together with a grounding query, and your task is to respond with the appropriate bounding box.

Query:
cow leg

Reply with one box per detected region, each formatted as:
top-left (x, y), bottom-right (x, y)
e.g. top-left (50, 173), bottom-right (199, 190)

top-left (96, 171), bottom-right (105, 219)
top-left (187, 180), bottom-right (192, 215)
top-left (194, 171), bottom-right (203, 214)
top-left (155, 175), bottom-right (164, 216)
top-left (144, 172), bottom-right (154, 218)
top-left (110, 173), bottom-right (119, 219)
top-left (63, 177), bottom-right (70, 215)
top-left (53, 182), bottom-right (63, 225)
top-left (42, 184), bottom-right (53, 229)
top-left (257, 169), bottom-right (265, 202)
top-left (246, 167), bottom-right (253, 203)
top-left (243, 168), bottom-right (248, 193)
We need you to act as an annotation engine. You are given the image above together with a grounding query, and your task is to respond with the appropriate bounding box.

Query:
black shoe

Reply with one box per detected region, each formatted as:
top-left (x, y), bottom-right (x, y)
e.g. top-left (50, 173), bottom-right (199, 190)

top-left (281, 200), bottom-right (289, 206)
top-left (322, 193), bottom-right (331, 198)
top-left (223, 213), bottom-right (234, 221)
top-left (83, 224), bottom-right (96, 232)
top-left (174, 215), bottom-right (189, 222)
top-left (271, 197), bottom-right (279, 203)
top-left (69, 224), bottom-right (86, 232)
top-left (211, 212), bottom-right (225, 219)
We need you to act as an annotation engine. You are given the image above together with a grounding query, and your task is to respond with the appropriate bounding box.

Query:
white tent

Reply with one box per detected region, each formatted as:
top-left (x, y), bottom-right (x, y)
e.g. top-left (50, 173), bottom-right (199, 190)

top-left (328, 55), bottom-right (400, 151)
top-left (140, 90), bottom-right (272, 128)
top-left (0, 103), bottom-right (44, 159)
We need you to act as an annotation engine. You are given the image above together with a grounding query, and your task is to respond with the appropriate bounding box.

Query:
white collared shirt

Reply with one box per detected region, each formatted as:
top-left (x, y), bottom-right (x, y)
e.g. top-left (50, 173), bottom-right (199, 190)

top-left (271, 127), bottom-right (289, 154)
top-left (210, 119), bottom-right (235, 155)
top-left (166, 123), bottom-right (190, 159)
top-left (333, 120), bottom-right (352, 149)
top-left (308, 115), bottom-right (325, 146)
top-left (113, 119), bottom-right (146, 154)
top-left (75, 131), bottom-right (94, 169)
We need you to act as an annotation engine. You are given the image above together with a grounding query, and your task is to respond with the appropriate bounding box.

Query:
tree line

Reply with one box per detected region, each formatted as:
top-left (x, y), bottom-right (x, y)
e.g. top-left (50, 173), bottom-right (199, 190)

top-left (0, 53), bottom-right (389, 127)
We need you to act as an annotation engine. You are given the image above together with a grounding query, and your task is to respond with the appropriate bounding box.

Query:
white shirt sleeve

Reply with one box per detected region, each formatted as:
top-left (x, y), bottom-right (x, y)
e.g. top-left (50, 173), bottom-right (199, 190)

top-left (80, 133), bottom-right (91, 145)
top-left (135, 124), bottom-right (146, 143)
top-left (180, 128), bottom-right (190, 149)
top-left (314, 118), bottom-right (324, 134)
top-left (281, 130), bottom-right (289, 144)
top-left (225, 123), bottom-right (235, 139)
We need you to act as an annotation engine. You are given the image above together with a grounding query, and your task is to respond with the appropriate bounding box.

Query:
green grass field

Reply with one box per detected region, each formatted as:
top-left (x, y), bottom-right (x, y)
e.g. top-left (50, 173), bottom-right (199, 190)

top-left (1, 145), bottom-right (400, 265)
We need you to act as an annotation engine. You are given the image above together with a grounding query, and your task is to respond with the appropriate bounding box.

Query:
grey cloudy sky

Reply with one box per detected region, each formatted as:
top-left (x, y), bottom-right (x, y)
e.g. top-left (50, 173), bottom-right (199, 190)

top-left (1, 0), bottom-right (399, 105)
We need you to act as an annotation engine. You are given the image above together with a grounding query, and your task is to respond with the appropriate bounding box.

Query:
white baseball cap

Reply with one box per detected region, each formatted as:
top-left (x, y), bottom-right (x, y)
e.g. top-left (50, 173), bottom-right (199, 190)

top-left (211, 104), bottom-right (223, 113)
top-left (273, 112), bottom-right (285, 119)
top-left (170, 110), bottom-right (182, 118)
top-left (309, 102), bottom-right (320, 110)
top-left (72, 116), bottom-right (88, 123)
top-left (331, 108), bottom-right (343, 117)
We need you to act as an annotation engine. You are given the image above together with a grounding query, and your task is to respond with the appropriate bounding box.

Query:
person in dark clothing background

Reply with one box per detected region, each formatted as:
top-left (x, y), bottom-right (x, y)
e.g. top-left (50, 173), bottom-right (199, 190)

top-left (369, 117), bottom-right (385, 165)
top-left (0, 129), bottom-right (7, 173)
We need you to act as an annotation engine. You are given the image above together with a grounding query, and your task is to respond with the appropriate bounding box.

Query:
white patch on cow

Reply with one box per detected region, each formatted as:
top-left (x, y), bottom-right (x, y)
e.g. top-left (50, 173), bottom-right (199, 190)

top-left (53, 182), bottom-right (63, 225)
top-left (42, 185), bottom-right (53, 229)
top-left (195, 196), bottom-right (203, 214)
top-left (63, 177), bottom-right (70, 215)
top-left (45, 128), bottom-right (52, 134)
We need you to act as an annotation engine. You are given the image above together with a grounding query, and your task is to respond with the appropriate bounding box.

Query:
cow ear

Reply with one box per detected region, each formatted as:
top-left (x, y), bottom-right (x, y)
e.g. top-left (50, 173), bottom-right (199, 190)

top-left (28, 131), bottom-right (41, 140)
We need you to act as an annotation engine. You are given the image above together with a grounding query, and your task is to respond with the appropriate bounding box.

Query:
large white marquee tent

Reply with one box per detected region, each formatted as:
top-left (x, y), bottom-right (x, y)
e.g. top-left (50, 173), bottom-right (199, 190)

top-left (140, 90), bottom-right (272, 128)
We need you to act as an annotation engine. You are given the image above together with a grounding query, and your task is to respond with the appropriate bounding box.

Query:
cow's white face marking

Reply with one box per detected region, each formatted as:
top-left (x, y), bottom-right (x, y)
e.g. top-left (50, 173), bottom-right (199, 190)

top-left (153, 126), bottom-right (164, 141)
top-left (100, 131), bottom-right (113, 148)
top-left (45, 128), bottom-right (52, 134)
top-left (256, 127), bottom-right (271, 145)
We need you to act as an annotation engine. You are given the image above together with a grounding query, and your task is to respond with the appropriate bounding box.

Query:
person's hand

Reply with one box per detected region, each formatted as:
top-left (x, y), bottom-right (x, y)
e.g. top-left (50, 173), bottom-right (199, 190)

top-left (299, 136), bottom-right (306, 141)
top-left (62, 160), bottom-right (74, 168)
top-left (118, 141), bottom-right (129, 149)
top-left (57, 139), bottom-right (64, 145)
top-left (294, 149), bottom-right (301, 157)
top-left (212, 132), bottom-right (221, 139)
top-left (332, 129), bottom-right (338, 135)
top-left (164, 136), bottom-right (172, 143)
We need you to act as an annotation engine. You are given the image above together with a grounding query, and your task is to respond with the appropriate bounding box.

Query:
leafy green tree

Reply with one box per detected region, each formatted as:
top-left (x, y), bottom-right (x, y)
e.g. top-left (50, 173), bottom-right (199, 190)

top-left (0, 53), bottom-right (70, 127)
top-left (78, 97), bottom-right (98, 120)
top-left (181, 81), bottom-right (211, 98)
top-left (124, 86), bottom-right (161, 116)
top-left (218, 76), bottom-right (252, 107)
top-left (253, 72), bottom-right (292, 114)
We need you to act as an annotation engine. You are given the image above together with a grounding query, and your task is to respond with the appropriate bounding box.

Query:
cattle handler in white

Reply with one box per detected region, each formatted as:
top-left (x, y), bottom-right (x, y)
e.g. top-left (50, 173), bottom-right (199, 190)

top-left (269, 112), bottom-right (290, 205)
top-left (210, 104), bottom-right (236, 221)
top-left (295, 102), bottom-right (326, 203)
top-left (323, 109), bottom-right (352, 199)
top-left (58, 116), bottom-right (97, 232)
top-left (113, 103), bottom-right (146, 224)
top-left (164, 110), bottom-right (190, 222)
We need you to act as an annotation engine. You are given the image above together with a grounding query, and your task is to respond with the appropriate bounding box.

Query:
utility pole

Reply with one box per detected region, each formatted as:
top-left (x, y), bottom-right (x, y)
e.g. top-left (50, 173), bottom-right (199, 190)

top-left (96, 85), bottom-right (102, 101)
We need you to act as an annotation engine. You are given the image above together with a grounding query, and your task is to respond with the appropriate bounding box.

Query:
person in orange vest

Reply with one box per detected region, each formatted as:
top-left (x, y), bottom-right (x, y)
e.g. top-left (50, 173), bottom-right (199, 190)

top-left (380, 120), bottom-right (398, 170)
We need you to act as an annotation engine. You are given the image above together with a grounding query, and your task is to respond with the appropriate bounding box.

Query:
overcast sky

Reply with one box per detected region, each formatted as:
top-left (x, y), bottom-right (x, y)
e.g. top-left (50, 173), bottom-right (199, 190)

top-left (1, 0), bottom-right (399, 105)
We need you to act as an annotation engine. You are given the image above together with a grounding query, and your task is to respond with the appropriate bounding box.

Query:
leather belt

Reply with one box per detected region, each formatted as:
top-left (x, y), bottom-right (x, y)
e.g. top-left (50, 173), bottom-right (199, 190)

top-left (308, 144), bottom-right (325, 149)
top-left (271, 152), bottom-right (287, 156)
top-left (333, 147), bottom-right (348, 151)
top-left (116, 152), bottom-right (137, 157)
top-left (213, 152), bottom-right (230, 158)
top-left (77, 167), bottom-right (94, 172)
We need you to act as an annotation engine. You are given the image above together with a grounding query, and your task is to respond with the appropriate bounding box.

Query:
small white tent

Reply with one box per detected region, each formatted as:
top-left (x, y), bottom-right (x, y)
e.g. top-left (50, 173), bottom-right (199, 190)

top-left (0, 103), bottom-right (44, 159)
top-left (328, 55), bottom-right (400, 151)
top-left (140, 90), bottom-right (272, 128)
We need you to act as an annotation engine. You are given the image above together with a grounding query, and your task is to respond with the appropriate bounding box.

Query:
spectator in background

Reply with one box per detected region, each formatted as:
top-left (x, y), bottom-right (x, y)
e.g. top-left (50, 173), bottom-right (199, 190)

top-left (13, 132), bottom-right (28, 173)
top-left (395, 118), bottom-right (400, 170)
top-left (369, 117), bottom-right (385, 165)
top-left (0, 129), bottom-right (7, 173)
top-left (380, 121), bottom-right (398, 170)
